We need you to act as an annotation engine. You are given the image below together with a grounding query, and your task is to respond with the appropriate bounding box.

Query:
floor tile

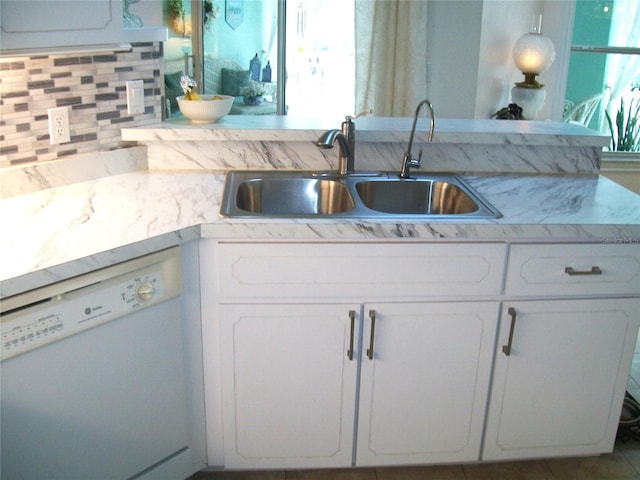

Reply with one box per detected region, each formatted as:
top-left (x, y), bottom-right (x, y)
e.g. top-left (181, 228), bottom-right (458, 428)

top-left (546, 452), bottom-right (639, 480)
top-left (189, 439), bottom-right (640, 479)
top-left (285, 468), bottom-right (376, 480)
top-left (190, 471), bottom-right (285, 480)
top-left (463, 459), bottom-right (555, 480)
top-left (619, 444), bottom-right (640, 474)
top-left (376, 464), bottom-right (467, 479)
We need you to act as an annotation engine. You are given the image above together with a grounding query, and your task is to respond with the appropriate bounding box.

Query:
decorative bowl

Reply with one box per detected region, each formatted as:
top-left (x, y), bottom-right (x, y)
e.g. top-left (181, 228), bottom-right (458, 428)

top-left (177, 94), bottom-right (234, 123)
top-left (243, 95), bottom-right (264, 106)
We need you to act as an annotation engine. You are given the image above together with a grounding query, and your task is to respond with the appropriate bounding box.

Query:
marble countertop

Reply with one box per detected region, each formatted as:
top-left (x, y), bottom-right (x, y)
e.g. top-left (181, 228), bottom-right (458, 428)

top-left (0, 118), bottom-right (635, 297)
top-left (123, 116), bottom-right (610, 147)
top-left (2, 168), bottom-right (639, 298)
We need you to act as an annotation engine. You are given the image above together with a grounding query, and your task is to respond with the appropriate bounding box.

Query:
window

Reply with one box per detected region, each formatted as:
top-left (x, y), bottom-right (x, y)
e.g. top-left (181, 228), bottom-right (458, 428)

top-left (284, 0), bottom-right (355, 117)
top-left (564, 0), bottom-right (640, 151)
top-left (166, 0), bottom-right (355, 118)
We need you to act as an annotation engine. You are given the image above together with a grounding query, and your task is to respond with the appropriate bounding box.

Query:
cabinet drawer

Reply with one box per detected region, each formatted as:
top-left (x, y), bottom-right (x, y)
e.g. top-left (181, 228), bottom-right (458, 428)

top-left (505, 243), bottom-right (640, 297)
top-left (217, 242), bottom-right (506, 300)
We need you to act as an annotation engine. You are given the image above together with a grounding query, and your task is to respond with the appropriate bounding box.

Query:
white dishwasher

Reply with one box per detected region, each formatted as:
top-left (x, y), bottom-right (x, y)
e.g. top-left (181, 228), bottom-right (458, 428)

top-left (1, 247), bottom-right (193, 480)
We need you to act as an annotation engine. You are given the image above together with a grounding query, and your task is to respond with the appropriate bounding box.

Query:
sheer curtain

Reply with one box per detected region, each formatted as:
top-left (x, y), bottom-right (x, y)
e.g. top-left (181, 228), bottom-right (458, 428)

top-left (354, 0), bottom-right (428, 116)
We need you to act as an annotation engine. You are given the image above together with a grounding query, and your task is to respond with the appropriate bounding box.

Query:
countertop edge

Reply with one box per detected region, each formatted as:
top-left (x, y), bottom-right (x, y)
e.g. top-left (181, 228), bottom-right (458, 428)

top-left (3, 206), bottom-right (639, 299)
top-left (122, 117), bottom-right (609, 147)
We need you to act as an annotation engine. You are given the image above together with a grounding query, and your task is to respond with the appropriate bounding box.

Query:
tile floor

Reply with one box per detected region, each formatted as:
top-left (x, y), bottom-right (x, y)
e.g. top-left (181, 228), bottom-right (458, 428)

top-left (190, 342), bottom-right (640, 480)
top-left (190, 441), bottom-right (640, 480)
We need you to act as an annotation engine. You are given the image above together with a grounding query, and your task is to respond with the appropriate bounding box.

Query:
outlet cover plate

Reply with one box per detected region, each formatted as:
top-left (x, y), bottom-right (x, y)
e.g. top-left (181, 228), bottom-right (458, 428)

top-left (47, 106), bottom-right (70, 144)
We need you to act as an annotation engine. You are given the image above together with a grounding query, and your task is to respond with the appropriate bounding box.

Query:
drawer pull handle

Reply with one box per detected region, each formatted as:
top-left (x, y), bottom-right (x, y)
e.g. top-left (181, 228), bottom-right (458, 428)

top-left (366, 310), bottom-right (376, 360)
top-left (502, 307), bottom-right (517, 356)
top-left (565, 266), bottom-right (602, 276)
top-left (347, 310), bottom-right (355, 360)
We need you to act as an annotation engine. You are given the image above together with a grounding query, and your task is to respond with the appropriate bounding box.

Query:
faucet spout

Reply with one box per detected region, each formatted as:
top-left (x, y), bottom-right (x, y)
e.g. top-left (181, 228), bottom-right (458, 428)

top-left (400, 99), bottom-right (435, 179)
top-left (315, 110), bottom-right (370, 175)
top-left (315, 129), bottom-right (352, 175)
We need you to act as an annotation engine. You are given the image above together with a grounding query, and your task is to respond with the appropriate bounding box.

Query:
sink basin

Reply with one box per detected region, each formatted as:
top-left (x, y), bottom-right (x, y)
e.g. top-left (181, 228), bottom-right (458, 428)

top-left (355, 179), bottom-right (480, 215)
top-left (224, 173), bottom-right (355, 216)
top-left (220, 171), bottom-right (501, 219)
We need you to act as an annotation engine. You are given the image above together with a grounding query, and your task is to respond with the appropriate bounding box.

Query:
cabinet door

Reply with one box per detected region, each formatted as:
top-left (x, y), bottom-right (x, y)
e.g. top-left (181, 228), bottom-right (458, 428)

top-left (1, 0), bottom-right (124, 52)
top-left (484, 298), bottom-right (640, 460)
top-left (220, 303), bottom-right (359, 469)
top-left (356, 301), bottom-right (499, 466)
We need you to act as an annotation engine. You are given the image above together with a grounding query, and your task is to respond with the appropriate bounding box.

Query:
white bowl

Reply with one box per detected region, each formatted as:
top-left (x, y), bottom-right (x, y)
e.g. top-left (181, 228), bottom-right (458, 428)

top-left (177, 94), bottom-right (234, 123)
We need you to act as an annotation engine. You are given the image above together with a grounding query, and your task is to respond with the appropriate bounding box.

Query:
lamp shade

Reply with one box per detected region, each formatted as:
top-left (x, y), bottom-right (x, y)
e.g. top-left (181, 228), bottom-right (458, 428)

top-left (512, 32), bottom-right (556, 74)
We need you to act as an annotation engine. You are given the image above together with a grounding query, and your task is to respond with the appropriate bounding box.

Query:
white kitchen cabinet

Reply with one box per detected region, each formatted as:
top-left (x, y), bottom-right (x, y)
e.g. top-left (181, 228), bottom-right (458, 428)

top-left (218, 300), bottom-right (499, 469)
top-left (356, 301), bottom-right (498, 466)
top-left (503, 243), bottom-right (640, 298)
top-left (207, 241), bottom-right (506, 469)
top-left (0, 0), bottom-right (124, 53)
top-left (483, 243), bottom-right (640, 461)
top-left (216, 242), bottom-right (505, 300)
top-left (219, 303), bottom-right (359, 469)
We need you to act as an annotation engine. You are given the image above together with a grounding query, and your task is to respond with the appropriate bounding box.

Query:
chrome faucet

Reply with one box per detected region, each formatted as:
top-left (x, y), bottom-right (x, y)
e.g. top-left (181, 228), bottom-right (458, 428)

top-left (315, 109), bottom-right (371, 175)
top-left (399, 100), bottom-right (435, 179)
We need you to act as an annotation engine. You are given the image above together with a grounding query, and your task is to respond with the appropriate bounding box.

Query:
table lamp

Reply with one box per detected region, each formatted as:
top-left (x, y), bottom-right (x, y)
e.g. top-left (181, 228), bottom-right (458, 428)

top-left (511, 16), bottom-right (556, 119)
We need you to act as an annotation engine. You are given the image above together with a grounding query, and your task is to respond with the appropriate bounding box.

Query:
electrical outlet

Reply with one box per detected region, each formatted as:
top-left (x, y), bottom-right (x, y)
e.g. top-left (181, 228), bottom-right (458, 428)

top-left (47, 106), bottom-right (70, 144)
top-left (126, 80), bottom-right (145, 115)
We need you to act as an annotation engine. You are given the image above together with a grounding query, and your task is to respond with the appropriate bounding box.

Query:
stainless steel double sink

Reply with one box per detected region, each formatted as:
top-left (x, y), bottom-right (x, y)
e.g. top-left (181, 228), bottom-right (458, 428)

top-left (220, 170), bottom-right (501, 219)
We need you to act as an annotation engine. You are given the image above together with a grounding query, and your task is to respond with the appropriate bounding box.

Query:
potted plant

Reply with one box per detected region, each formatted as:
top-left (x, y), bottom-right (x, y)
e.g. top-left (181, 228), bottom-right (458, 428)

top-left (167, 0), bottom-right (186, 35)
top-left (605, 94), bottom-right (640, 152)
top-left (203, 0), bottom-right (219, 31)
top-left (240, 80), bottom-right (267, 105)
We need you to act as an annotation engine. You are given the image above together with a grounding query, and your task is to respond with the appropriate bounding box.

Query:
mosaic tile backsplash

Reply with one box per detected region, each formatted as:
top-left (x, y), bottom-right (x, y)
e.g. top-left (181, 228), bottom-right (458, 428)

top-left (0, 42), bottom-right (163, 168)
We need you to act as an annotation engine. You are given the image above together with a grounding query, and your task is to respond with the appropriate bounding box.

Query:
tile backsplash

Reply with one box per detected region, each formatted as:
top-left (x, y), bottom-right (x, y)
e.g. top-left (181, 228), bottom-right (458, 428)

top-left (0, 42), bottom-right (163, 168)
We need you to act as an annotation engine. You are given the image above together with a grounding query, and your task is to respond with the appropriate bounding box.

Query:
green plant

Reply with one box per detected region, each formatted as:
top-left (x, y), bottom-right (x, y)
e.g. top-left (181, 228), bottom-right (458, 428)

top-left (491, 103), bottom-right (524, 120)
top-left (167, 0), bottom-right (186, 35)
top-left (203, 0), bottom-right (219, 31)
top-left (605, 97), bottom-right (640, 152)
top-left (168, 0), bottom-right (185, 20)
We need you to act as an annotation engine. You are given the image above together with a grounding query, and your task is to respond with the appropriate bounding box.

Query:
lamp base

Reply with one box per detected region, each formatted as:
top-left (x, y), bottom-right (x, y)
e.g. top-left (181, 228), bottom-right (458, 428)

top-left (511, 85), bottom-right (546, 120)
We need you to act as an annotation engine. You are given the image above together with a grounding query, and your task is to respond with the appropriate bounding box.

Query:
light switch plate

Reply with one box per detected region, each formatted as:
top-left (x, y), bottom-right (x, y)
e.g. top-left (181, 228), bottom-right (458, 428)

top-left (126, 80), bottom-right (145, 115)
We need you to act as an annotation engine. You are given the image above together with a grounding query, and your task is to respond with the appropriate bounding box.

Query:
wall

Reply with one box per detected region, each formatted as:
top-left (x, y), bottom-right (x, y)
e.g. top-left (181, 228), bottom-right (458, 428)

top-left (427, 0), bottom-right (482, 119)
top-left (0, 0), bottom-right (575, 171)
top-left (205, 0), bottom-right (276, 69)
top-left (473, 0), bottom-right (573, 121)
top-left (601, 153), bottom-right (640, 195)
top-left (0, 43), bottom-right (163, 167)
top-left (425, 0), bottom-right (572, 121)
top-left (475, 0), bottom-right (541, 118)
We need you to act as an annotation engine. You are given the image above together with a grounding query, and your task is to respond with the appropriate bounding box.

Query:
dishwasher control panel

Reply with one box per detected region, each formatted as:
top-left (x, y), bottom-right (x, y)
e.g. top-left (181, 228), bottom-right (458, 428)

top-left (1, 248), bottom-right (182, 361)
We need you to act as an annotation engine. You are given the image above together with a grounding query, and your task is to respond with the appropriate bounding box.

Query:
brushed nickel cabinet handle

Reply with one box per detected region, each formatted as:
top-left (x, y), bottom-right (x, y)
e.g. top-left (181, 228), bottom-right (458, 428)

top-left (347, 310), bottom-right (355, 360)
top-left (366, 309), bottom-right (376, 360)
top-left (565, 266), bottom-right (602, 276)
top-left (502, 307), bottom-right (517, 356)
